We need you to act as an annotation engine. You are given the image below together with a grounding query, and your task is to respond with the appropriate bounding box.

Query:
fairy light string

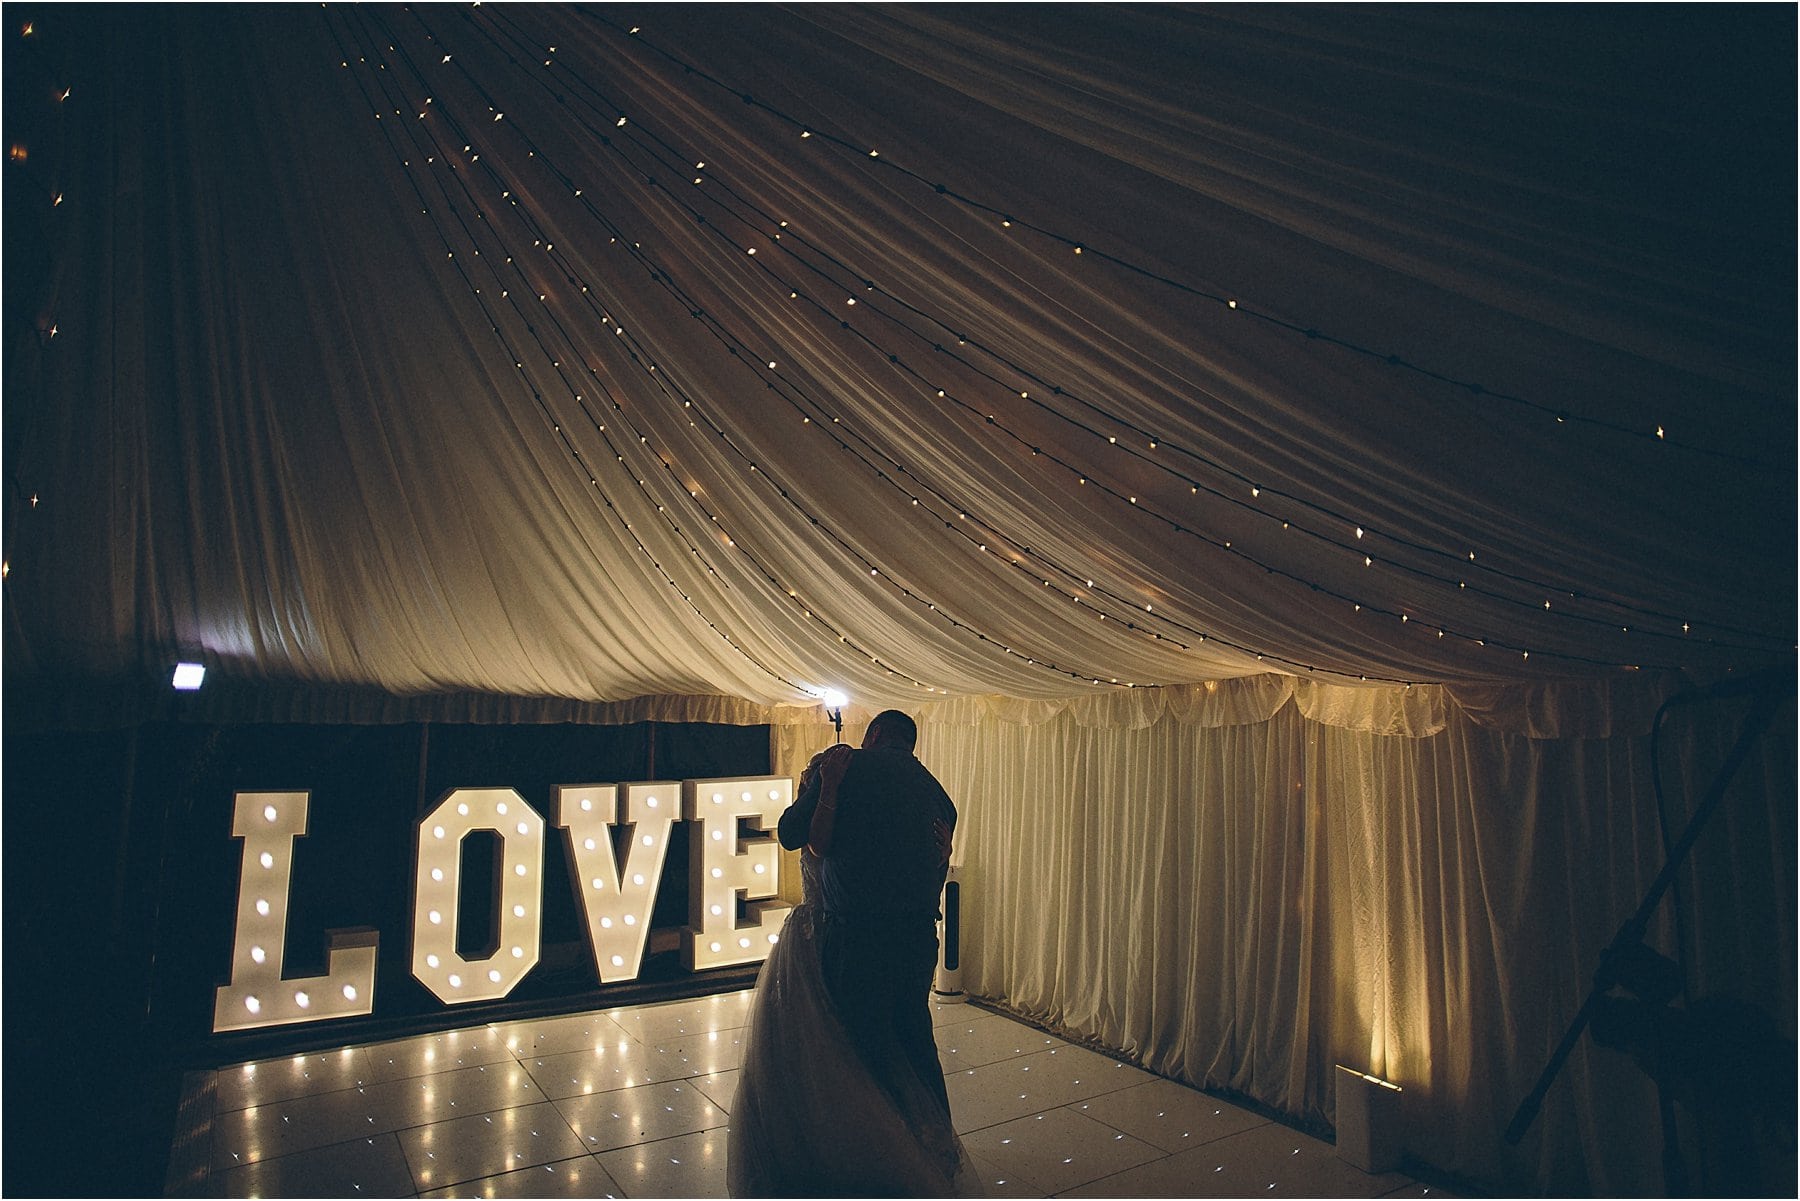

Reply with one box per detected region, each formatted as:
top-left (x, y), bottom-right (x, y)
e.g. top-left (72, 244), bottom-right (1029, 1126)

top-left (453, 4), bottom-right (1782, 657)
top-left (8, 12), bottom-right (80, 589)
top-left (326, 9), bottom-right (856, 701)
top-left (550, 21), bottom-right (1785, 659)
top-left (397, 7), bottom-right (1360, 678)
top-left (383, 8), bottom-right (1252, 689)
top-left (355, 9), bottom-right (1132, 692)
top-left (579, 8), bottom-right (1783, 473)
top-left (447, 8), bottom-right (1761, 673)
top-left (331, 6), bottom-right (1769, 684)
top-left (383, 7), bottom-right (1259, 675)
top-left (460, 8), bottom-right (1784, 667)
top-left (343, 7), bottom-right (1169, 692)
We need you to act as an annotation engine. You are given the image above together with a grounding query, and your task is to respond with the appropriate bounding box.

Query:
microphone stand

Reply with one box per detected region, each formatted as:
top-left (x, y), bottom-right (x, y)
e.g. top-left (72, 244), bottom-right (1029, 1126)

top-left (1503, 678), bottom-right (1791, 1157)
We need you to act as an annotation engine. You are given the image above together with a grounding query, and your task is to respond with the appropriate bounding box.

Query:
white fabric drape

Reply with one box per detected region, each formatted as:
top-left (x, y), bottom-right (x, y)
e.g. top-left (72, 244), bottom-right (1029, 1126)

top-left (5, 6), bottom-right (1790, 725)
top-left (4, 8), bottom-right (1791, 1195)
top-left (921, 683), bottom-right (1795, 1195)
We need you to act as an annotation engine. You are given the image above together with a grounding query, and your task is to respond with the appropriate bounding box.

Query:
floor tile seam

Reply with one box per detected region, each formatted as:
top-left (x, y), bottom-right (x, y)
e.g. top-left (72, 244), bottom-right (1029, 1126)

top-left (587, 1121), bottom-right (727, 1161)
top-left (543, 1086), bottom-right (630, 1156)
top-left (493, 1024), bottom-right (655, 1058)
top-left (545, 1092), bottom-right (730, 1157)
top-left (211, 1069), bottom-right (439, 1114)
top-left (205, 1128), bottom-right (413, 1189)
top-left (939, 1049), bottom-right (1048, 1071)
top-left (1043, 1148), bottom-right (1193, 1200)
top-left (264, 1091), bottom-right (572, 1157)
top-left (1055, 1097), bottom-right (1269, 1153)
top-left (983, 1130), bottom-right (1178, 1199)
top-left (485, 1011), bottom-right (636, 1040)
top-left (211, 1105), bottom-right (425, 1171)
top-left (967, 1113), bottom-right (1168, 1160)
top-left (986, 1142), bottom-right (1170, 1198)
top-left (1027, 1101), bottom-right (1174, 1156)
top-left (954, 1053), bottom-right (1154, 1105)
top-left (409, 1144), bottom-right (601, 1195)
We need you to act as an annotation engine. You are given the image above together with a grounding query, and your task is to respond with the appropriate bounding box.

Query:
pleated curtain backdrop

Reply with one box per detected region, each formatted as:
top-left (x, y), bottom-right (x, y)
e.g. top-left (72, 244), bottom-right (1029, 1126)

top-left (915, 679), bottom-right (1794, 1195)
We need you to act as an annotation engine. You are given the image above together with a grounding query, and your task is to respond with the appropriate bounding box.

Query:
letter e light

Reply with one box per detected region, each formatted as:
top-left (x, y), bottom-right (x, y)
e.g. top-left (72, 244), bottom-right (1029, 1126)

top-left (682, 777), bottom-right (791, 970)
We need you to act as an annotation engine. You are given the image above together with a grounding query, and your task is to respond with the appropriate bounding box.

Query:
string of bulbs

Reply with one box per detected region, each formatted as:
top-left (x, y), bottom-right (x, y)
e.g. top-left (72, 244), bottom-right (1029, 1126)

top-left (329, 5), bottom-right (1773, 692)
top-left (582, 7), bottom-right (1785, 475)
top-left (341, 6), bottom-right (1174, 694)
top-left (505, 5), bottom-right (1783, 653)
top-left (457, 8), bottom-right (1781, 669)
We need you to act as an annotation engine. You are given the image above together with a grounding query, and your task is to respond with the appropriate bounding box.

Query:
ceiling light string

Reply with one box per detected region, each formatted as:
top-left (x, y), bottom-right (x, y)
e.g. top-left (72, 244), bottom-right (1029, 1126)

top-left (408, 25), bottom-right (1771, 677)
top-left (512, 196), bottom-right (1228, 667)
top-left (371, 35), bottom-right (1242, 660)
top-left (483, 217), bottom-right (1191, 691)
top-left (856, 350), bottom-right (1702, 674)
top-left (369, 23), bottom-right (1576, 691)
top-left (670, 211), bottom-right (1766, 662)
top-left (342, 12), bottom-right (805, 606)
top-left (570, 9), bottom-right (1783, 473)
top-left (362, 12), bottom-right (1709, 681)
top-left (407, 4), bottom-right (1441, 670)
top-left (376, 11), bottom-right (1251, 684)
top-left (331, 9), bottom-right (827, 700)
top-left (519, 220), bottom-right (1542, 685)
top-left (734, 186), bottom-right (1787, 650)
top-left (780, 322), bottom-right (1690, 672)
top-left (555, 254), bottom-right (1221, 668)
top-left (376, 49), bottom-right (1659, 683)
top-left (544, 80), bottom-right (1786, 652)
top-left (430, 15), bottom-right (1780, 653)
top-left (6, 12), bottom-right (77, 589)
top-left (342, 13), bottom-right (1103, 698)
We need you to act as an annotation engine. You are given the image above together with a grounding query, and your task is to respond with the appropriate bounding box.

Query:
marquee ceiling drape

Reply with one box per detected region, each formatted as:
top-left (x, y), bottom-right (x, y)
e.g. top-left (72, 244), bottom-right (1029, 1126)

top-left (5, 3), bottom-right (1793, 724)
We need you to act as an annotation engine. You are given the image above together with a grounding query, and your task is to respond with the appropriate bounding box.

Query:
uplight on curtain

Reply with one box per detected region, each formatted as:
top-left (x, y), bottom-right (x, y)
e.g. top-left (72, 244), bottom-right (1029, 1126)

top-left (921, 679), bottom-right (1795, 1195)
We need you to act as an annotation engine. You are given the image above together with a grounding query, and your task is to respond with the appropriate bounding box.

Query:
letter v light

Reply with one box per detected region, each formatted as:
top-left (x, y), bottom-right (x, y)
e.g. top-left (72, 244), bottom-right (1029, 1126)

top-left (555, 782), bottom-right (676, 982)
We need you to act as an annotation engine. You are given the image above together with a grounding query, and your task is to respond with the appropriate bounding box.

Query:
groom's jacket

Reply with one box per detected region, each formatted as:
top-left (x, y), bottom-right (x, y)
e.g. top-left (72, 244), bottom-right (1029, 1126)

top-left (779, 746), bottom-right (955, 926)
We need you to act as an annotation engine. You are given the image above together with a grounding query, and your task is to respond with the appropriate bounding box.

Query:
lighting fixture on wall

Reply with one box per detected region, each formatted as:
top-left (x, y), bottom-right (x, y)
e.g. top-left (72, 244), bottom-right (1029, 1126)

top-left (172, 662), bottom-right (206, 691)
top-left (821, 688), bottom-right (848, 742)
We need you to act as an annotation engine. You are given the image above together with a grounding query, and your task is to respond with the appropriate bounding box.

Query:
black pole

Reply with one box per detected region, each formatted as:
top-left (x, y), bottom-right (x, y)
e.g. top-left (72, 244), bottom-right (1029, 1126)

top-left (1503, 681), bottom-right (1790, 1146)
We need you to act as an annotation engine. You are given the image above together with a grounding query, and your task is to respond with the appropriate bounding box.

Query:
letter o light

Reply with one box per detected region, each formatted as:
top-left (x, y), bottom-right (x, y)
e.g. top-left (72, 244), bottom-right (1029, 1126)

top-left (411, 788), bottom-right (544, 1004)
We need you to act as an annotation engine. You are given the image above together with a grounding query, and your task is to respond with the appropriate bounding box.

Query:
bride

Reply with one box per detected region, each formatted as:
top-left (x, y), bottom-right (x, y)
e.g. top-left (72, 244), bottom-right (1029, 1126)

top-left (728, 750), bottom-right (977, 1197)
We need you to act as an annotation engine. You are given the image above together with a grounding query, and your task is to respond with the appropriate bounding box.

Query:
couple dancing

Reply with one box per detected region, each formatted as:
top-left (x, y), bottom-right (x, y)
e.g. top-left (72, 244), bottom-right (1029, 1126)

top-left (728, 709), bottom-right (979, 1197)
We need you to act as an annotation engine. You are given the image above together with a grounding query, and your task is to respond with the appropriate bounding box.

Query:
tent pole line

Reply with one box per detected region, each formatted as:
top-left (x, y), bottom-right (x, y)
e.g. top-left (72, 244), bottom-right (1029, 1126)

top-left (1503, 674), bottom-right (1793, 1147)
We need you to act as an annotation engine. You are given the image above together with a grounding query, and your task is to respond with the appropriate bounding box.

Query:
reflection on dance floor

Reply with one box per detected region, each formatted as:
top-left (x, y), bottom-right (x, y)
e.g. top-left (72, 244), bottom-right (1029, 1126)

top-left (166, 990), bottom-right (1447, 1197)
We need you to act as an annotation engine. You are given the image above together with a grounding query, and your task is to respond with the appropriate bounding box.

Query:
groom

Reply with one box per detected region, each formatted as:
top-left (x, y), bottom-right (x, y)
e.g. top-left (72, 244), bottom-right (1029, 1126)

top-left (778, 709), bottom-right (958, 1122)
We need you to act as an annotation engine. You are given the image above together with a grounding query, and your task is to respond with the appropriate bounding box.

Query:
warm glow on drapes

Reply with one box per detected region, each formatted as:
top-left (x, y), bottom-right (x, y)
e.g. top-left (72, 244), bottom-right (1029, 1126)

top-left (3, 6), bottom-right (1791, 1196)
top-left (5, 6), bottom-right (1791, 726)
top-left (921, 677), bottom-right (1795, 1195)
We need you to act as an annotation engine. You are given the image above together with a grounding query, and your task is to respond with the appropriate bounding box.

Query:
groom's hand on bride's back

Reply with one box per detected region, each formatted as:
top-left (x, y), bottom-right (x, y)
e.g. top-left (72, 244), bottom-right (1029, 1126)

top-left (931, 818), bottom-right (953, 865)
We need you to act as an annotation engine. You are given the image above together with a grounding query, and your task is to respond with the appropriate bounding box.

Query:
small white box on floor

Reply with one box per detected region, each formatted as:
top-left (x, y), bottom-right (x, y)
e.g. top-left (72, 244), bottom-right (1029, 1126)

top-left (1335, 1064), bottom-right (1403, 1173)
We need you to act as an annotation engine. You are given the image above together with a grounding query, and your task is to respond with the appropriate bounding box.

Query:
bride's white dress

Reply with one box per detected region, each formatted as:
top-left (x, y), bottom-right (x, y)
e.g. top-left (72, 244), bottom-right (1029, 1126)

top-left (728, 850), bottom-right (978, 1197)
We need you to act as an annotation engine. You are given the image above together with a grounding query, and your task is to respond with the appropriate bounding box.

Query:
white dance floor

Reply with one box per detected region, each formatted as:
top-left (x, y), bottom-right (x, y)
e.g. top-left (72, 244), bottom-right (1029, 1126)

top-left (167, 990), bottom-right (1446, 1197)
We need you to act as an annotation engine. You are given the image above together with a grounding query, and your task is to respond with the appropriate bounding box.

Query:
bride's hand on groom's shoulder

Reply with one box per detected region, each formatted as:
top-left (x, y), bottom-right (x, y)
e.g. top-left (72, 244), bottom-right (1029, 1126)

top-left (818, 743), bottom-right (853, 789)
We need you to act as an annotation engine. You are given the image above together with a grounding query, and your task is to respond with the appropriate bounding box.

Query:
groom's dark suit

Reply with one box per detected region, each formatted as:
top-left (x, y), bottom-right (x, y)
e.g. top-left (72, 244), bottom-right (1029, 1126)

top-left (779, 744), bottom-right (957, 1119)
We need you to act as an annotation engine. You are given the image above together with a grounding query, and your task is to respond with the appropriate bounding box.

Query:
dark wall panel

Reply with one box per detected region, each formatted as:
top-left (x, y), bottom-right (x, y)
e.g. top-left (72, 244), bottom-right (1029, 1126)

top-left (2, 718), bottom-right (770, 1198)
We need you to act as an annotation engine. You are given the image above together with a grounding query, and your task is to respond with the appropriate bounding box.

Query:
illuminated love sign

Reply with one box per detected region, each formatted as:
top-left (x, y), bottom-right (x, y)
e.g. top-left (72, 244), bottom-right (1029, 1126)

top-left (212, 776), bottom-right (791, 1034)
